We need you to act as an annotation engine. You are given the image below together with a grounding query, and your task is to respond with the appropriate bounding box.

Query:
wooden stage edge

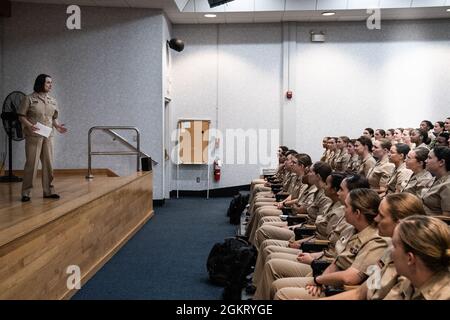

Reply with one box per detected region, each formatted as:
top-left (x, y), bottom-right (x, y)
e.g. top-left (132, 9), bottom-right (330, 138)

top-left (0, 169), bottom-right (153, 300)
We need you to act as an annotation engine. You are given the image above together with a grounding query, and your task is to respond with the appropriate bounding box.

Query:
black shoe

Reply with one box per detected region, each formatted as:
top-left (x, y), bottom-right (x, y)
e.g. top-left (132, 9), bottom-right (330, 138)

top-left (245, 285), bottom-right (256, 295)
top-left (44, 194), bottom-right (60, 199)
top-left (21, 196), bottom-right (31, 202)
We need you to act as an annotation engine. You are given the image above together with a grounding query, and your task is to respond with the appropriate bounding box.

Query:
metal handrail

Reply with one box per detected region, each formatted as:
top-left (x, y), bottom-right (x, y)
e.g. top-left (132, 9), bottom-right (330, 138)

top-left (87, 126), bottom-right (141, 179)
top-left (102, 129), bottom-right (158, 165)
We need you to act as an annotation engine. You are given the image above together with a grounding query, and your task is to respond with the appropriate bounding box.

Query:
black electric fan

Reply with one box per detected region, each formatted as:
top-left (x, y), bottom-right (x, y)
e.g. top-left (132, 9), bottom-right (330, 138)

top-left (0, 91), bottom-right (25, 182)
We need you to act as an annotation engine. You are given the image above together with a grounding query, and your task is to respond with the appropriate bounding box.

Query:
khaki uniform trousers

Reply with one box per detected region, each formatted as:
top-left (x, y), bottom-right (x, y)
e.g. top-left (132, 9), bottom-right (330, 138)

top-left (248, 207), bottom-right (283, 243)
top-left (22, 135), bottom-right (55, 197)
top-left (254, 223), bottom-right (294, 251)
top-left (273, 277), bottom-right (322, 300)
top-left (254, 256), bottom-right (313, 300)
top-left (253, 239), bottom-right (299, 286)
top-left (249, 180), bottom-right (268, 204)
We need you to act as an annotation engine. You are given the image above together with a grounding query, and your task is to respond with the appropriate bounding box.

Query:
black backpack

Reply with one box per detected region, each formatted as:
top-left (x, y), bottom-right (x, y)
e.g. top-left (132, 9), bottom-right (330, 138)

top-left (206, 237), bottom-right (256, 288)
top-left (227, 192), bottom-right (250, 225)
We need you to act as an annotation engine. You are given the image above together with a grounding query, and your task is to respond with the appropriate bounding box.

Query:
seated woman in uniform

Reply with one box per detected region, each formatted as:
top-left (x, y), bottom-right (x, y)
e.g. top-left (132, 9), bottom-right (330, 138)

top-left (354, 136), bottom-right (376, 177)
top-left (272, 189), bottom-right (388, 300)
top-left (247, 154), bottom-right (311, 243)
top-left (402, 128), bottom-right (415, 149)
top-left (422, 146), bottom-right (450, 216)
top-left (250, 145), bottom-right (288, 197)
top-left (248, 160), bottom-right (329, 244)
top-left (345, 139), bottom-right (360, 173)
top-left (410, 128), bottom-right (430, 150)
top-left (385, 129), bottom-right (395, 143)
top-left (374, 129), bottom-right (386, 141)
top-left (384, 143), bottom-right (413, 195)
top-left (253, 174), bottom-right (369, 275)
top-left (252, 172), bottom-right (347, 300)
top-left (320, 137), bottom-right (330, 162)
top-left (334, 136), bottom-right (351, 172)
top-left (402, 147), bottom-right (433, 197)
top-left (249, 150), bottom-right (297, 213)
top-left (321, 193), bottom-right (426, 300)
top-left (391, 215), bottom-right (450, 300)
top-left (367, 139), bottom-right (394, 193)
top-left (326, 137), bottom-right (339, 169)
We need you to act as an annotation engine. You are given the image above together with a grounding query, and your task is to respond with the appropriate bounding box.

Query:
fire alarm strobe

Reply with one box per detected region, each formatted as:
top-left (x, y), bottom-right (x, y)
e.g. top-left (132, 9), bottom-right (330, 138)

top-left (286, 90), bottom-right (293, 99)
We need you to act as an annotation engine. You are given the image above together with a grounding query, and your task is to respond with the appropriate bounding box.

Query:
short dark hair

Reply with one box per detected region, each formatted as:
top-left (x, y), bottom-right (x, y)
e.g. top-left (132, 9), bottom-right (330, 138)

top-left (413, 128), bottom-right (431, 145)
top-left (364, 128), bottom-right (374, 136)
top-left (357, 136), bottom-right (373, 152)
top-left (394, 143), bottom-right (410, 160)
top-left (345, 174), bottom-right (370, 190)
top-left (295, 153), bottom-right (312, 167)
top-left (279, 146), bottom-right (289, 153)
top-left (312, 161), bottom-right (332, 182)
top-left (433, 146), bottom-right (450, 171)
top-left (329, 172), bottom-right (347, 192)
top-left (436, 121), bottom-right (445, 129)
top-left (33, 74), bottom-right (51, 93)
top-left (387, 129), bottom-right (395, 136)
top-left (285, 149), bottom-right (297, 157)
top-left (375, 129), bottom-right (386, 138)
top-left (421, 120), bottom-right (433, 131)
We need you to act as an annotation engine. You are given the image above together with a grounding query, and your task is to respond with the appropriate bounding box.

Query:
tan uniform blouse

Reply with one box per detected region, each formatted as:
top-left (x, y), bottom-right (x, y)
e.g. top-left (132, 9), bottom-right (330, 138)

top-left (422, 174), bottom-right (450, 215)
top-left (367, 157), bottom-right (395, 190)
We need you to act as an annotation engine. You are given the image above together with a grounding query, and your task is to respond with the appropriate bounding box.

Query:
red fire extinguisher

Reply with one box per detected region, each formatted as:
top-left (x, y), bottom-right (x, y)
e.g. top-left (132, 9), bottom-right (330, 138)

top-left (214, 159), bottom-right (222, 182)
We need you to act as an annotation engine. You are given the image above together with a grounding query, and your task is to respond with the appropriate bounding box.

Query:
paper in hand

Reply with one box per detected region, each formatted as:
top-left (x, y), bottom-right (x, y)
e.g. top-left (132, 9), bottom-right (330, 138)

top-left (34, 122), bottom-right (52, 138)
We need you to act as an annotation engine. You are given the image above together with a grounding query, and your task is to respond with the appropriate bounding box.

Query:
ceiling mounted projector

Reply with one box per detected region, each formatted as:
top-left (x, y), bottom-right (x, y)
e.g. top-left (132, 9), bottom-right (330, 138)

top-left (208, 0), bottom-right (235, 8)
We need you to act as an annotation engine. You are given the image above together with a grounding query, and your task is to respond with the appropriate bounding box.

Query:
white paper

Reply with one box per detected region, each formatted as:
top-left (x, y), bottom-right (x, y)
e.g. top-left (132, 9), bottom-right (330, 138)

top-left (35, 122), bottom-right (52, 138)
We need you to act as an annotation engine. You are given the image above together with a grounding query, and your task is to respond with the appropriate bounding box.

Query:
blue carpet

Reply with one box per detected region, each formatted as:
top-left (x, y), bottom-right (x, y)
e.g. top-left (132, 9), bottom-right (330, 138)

top-left (72, 197), bottom-right (235, 300)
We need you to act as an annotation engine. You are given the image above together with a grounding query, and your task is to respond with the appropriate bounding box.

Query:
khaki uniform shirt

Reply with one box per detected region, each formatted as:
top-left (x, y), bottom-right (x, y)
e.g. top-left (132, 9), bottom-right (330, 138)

top-left (329, 149), bottom-right (340, 170)
top-left (282, 172), bottom-right (295, 193)
top-left (397, 271), bottom-right (450, 300)
top-left (367, 157), bottom-right (395, 190)
top-left (297, 184), bottom-right (318, 207)
top-left (320, 149), bottom-right (330, 162)
top-left (289, 175), bottom-right (305, 199)
top-left (400, 169), bottom-right (433, 198)
top-left (386, 162), bottom-right (413, 194)
top-left (323, 216), bottom-right (355, 260)
top-left (326, 150), bottom-right (336, 166)
top-left (315, 201), bottom-right (345, 240)
top-left (346, 154), bottom-right (360, 173)
top-left (334, 225), bottom-right (388, 279)
top-left (306, 189), bottom-right (332, 225)
top-left (365, 245), bottom-right (406, 300)
top-left (17, 92), bottom-right (59, 137)
top-left (422, 174), bottom-right (450, 216)
top-left (357, 155), bottom-right (377, 178)
top-left (334, 150), bottom-right (351, 172)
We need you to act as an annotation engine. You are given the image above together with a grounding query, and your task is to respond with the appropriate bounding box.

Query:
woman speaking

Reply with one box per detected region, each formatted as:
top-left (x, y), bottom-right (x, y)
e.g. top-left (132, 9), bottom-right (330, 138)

top-left (17, 74), bottom-right (67, 202)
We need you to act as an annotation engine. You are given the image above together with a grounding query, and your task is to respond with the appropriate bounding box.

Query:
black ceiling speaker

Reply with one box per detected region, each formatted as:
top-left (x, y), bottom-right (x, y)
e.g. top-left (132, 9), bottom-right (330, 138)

top-left (168, 38), bottom-right (184, 52)
top-left (208, 0), bottom-right (235, 8)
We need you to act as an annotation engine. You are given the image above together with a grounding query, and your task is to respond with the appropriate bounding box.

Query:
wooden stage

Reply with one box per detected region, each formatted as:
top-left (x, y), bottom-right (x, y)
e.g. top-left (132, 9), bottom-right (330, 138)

top-left (0, 169), bottom-right (153, 299)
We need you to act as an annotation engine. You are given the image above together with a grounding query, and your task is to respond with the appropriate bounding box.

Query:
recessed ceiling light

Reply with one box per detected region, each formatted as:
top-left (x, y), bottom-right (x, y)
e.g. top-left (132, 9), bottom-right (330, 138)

top-left (322, 12), bottom-right (336, 16)
top-left (204, 14), bottom-right (217, 18)
top-left (446, 8), bottom-right (450, 12)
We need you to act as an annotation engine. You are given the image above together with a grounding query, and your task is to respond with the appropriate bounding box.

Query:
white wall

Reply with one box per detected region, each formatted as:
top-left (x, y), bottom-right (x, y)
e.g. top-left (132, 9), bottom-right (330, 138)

top-left (295, 20), bottom-right (450, 161)
top-left (171, 19), bottom-right (450, 191)
top-left (2, 2), bottom-right (166, 199)
top-left (171, 24), bottom-right (282, 191)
